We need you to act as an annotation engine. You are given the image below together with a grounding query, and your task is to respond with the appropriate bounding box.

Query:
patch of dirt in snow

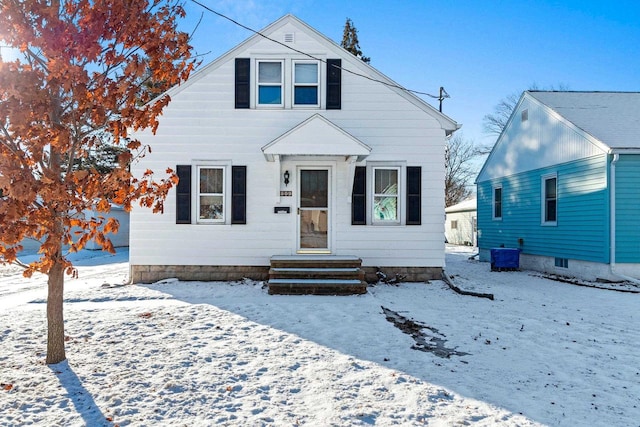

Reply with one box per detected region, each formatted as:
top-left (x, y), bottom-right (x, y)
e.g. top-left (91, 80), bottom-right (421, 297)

top-left (381, 306), bottom-right (470, 358)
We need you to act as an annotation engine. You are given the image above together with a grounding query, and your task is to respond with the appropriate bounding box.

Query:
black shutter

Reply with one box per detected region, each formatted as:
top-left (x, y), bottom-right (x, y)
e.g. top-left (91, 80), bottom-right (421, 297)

top-left (326, 59), bottom-right (341, 110)
top-left (351, 166), bottom-right (366, 225)
top-left (235, 58), bottom-right (250, 109)
top-left (406, 166), bottom-right (421, 225)
top-left (231, 166), bottom-right (247, 224)
top-left (176, 165), bottom-right (191, 224)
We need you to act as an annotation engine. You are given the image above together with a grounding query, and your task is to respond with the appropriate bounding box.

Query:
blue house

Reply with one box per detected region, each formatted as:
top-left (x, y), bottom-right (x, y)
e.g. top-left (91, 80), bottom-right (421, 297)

top-left (476, 91), bottom-right (640, 282)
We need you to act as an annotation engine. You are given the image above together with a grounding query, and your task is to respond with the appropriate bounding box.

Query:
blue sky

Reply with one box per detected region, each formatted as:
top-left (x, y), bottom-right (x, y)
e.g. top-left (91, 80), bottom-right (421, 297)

top-left (180, 0), bottom-right (640, 149)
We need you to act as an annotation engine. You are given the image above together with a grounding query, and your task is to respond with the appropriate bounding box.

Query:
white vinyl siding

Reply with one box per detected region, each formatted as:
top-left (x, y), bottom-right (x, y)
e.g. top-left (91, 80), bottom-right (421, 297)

top-left (477, 94), bottom-right (609, 183)
top-left (130, 17), bottom-right (452, 270)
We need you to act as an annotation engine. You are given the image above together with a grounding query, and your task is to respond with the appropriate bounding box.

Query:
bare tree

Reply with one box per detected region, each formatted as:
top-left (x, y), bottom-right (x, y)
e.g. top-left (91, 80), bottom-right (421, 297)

top-left (482, 92), bottom-right (522, 138)
top-left (483, 84), bottom-right (570, 141)
top-left (445, 134), bottom-right (481, 207)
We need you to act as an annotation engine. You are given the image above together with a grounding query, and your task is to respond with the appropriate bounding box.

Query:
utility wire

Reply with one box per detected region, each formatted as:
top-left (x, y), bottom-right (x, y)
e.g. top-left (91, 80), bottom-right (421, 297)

top-left (188, 0), bottom-right (448, 102)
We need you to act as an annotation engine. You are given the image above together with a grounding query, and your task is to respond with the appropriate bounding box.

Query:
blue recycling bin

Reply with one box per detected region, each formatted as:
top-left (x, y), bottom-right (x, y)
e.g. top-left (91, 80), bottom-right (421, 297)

top-left (490, 248), bottom-right (520, 271)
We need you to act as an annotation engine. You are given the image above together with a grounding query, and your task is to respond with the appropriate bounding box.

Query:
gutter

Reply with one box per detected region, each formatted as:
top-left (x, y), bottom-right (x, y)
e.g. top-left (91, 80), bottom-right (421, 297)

top-left (609, 153), bottom-right (640, 285)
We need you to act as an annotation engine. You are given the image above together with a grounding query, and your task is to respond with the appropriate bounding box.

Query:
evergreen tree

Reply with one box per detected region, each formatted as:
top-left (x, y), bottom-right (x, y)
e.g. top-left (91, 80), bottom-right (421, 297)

top-left (341, 18), bottom-right (370, 64)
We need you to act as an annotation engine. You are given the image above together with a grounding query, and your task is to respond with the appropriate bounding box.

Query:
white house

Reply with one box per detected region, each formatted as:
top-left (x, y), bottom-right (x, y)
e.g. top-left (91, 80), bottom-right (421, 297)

top-left (83, 205), bottom-right (130, 250)
top-left (445, 198), bottom-right (476, 246)
top-left (14, 205), bottom-right (129, 255)
top-left (129, 15), bottom-right (459, 289)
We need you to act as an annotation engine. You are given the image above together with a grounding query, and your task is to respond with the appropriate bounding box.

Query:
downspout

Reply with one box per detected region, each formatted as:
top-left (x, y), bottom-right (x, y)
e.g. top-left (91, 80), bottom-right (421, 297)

top-left (609, 153), bottom-right (640, 284)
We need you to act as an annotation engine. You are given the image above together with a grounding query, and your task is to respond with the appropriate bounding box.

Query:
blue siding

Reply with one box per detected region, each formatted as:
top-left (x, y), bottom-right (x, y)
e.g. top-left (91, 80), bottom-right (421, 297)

top-left (615, 155), bottom-right (640, 263)
top-left (478, 155), bottom-right (610, 263)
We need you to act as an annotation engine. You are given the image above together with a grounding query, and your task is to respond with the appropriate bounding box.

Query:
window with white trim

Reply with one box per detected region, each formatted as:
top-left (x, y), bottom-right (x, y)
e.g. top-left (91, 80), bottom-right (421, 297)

top-left (293, 61), bottom-right (319, 106)
top-left (198, 166), bottom-right (225, 223)
top-left (542, 174), bottom-right (557, 225)
top-left (493, 185), bottom-right (502, 220)
top-left (257, 60), bottom-right (283, 106)
top-left (373, 167), bottom-right (400, 224)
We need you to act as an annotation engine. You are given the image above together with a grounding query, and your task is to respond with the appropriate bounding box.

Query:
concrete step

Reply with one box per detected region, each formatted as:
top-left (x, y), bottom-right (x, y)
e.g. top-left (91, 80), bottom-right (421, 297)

top-left (267, 278), bottom-right (367, 295)
top-left (269, 255), bottom-right (362, 269)
top-left (269, 267), bottom-right (363, 280)
top-left (267, 255), bottom-right (367, 295)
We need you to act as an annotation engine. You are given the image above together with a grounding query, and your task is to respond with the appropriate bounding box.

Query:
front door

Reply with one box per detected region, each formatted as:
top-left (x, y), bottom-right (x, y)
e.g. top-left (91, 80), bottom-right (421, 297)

top-left (298, 168), bottom-right (330, 253)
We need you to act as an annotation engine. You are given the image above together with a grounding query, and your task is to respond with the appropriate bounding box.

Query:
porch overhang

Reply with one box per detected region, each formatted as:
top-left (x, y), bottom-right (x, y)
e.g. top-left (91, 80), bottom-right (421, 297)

top-left (261, 114), bottom-right (371, 162)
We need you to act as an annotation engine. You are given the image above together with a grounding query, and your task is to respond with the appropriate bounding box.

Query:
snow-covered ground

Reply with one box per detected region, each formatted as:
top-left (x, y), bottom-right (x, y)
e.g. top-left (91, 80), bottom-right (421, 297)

top-left (1, 246), bottom-right (638, 426)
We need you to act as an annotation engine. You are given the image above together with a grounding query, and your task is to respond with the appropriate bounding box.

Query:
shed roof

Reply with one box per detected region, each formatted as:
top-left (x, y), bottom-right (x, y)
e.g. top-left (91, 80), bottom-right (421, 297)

top-left (445, 198), bottom-right (476, 213)
top-left (528, 91), bottom-right (640, 150)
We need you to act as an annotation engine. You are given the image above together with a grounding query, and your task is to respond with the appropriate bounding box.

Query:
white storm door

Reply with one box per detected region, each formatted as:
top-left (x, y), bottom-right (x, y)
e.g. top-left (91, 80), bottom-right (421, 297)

top-left (297, 168), bottom-right (330, 252)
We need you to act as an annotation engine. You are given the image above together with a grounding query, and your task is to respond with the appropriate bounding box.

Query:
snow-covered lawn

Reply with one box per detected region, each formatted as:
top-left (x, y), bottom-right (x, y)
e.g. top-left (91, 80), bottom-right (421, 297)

top-left (1, 246), bottom-right (638, 426)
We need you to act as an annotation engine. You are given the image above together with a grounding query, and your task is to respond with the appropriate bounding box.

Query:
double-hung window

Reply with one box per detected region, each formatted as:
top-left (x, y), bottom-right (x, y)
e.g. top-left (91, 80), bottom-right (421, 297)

top-left (493, 185), bottom-right (502, 220)
top-left (293, 61), bottom-right (319, 106)
top-left (176, 164), bottom-right (246, 225)
top-left (257, 61), bottom-right (283, 106)
top-left (373, 167), bottom-right (400, 224)
top-left (542, 174), bottom-right (557, 225)
top-left (198, 167), bottom-right (225, 223)
top-left (352, 165), bottom-right (420, 226)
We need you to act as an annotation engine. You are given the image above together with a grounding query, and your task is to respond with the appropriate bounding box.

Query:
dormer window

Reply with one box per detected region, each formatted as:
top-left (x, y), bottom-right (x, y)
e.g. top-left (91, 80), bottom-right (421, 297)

top-left (236, 58), bottom-right (341, 109)
top-left (257, 60), bottom-right (283, 106)
top-left (293, 61), bottom-right (319, 106)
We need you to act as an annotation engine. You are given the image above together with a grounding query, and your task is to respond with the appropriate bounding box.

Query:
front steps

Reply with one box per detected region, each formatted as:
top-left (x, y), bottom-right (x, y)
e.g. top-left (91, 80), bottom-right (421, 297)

top-left (268, 255), bottom-right (367, 295)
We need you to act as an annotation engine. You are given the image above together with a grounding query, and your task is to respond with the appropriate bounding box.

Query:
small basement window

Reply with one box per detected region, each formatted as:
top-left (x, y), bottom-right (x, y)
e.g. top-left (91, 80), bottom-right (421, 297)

top-left (554, 257), bottom-right (569, 268)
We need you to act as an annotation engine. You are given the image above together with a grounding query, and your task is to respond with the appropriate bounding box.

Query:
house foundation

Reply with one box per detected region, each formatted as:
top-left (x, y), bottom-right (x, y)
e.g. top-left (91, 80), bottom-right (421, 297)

top-left (130, 264), bottom-right (442, 284)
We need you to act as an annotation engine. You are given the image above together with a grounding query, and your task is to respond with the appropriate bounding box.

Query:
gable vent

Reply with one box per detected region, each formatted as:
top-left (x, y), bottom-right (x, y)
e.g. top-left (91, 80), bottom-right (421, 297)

top-left (521, 109), bottom-right (529, 122)
top-left (284, 33), bottom-right (295, 43)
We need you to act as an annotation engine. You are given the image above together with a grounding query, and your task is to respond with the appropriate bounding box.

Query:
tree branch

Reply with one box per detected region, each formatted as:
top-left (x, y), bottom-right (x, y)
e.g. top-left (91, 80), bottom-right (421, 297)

top-left (0, 123), bottom-right (20, 156)
top-left (442, 271), bottom-right (494, 300)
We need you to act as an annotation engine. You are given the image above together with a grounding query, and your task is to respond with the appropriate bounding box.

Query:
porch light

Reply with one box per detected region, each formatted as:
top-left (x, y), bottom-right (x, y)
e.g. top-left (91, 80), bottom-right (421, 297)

top-left (284, 170), bottom-right (290, 186)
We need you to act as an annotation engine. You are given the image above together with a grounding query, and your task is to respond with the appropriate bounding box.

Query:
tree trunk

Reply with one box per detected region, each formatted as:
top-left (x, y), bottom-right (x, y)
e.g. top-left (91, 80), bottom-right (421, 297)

top-left (46, 259), bottom-right (66, 364)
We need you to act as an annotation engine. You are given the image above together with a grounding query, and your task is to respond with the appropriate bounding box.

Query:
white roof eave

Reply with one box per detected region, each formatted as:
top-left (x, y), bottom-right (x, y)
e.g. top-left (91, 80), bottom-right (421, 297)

top-left (261, 114), bottom-right (372, 162)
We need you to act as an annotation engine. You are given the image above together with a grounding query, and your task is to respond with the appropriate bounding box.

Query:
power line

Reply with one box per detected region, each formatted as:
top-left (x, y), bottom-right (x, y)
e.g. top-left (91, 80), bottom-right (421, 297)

top-left (188, 0), bottom-right (448, 105)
